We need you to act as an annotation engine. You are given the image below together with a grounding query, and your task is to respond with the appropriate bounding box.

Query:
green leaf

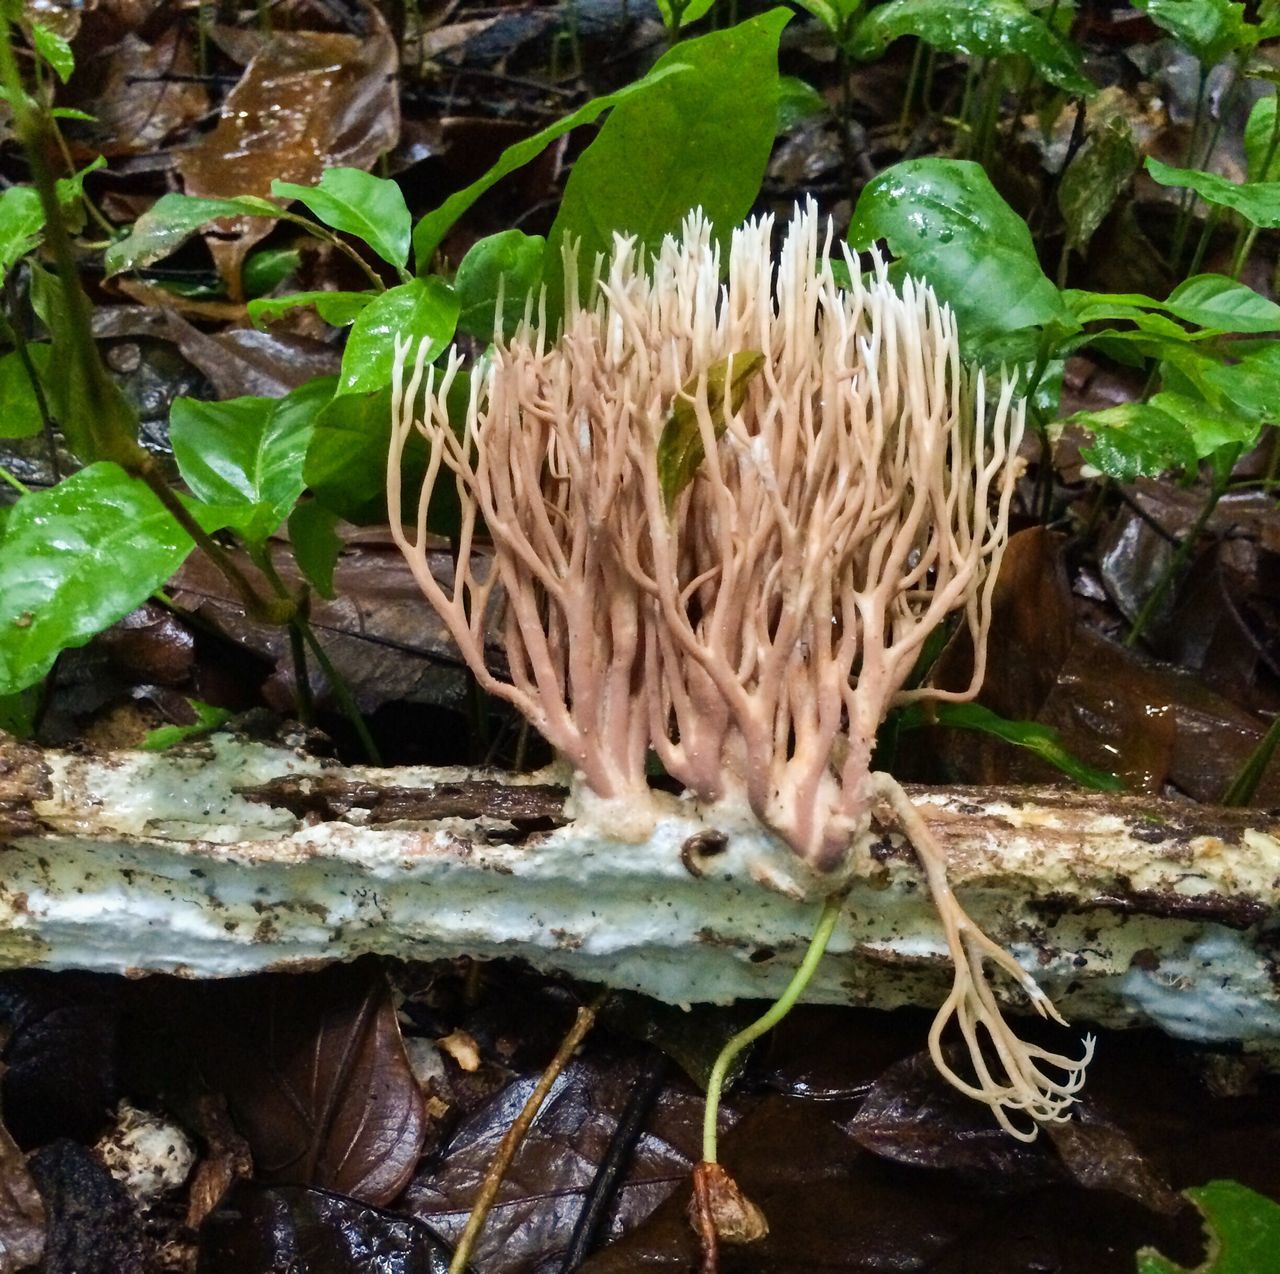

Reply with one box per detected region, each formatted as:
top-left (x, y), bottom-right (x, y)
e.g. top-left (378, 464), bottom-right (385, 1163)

top-left (1137, 1181), bottom-right (1280, 1273)
top-left (247, 290), bottom-right (373, 329)
top-left (454, 230), bottom-right (545, 341)
top-left (0, 344), bottom-right (51, 439)
top-left (777, 75), bottom-right (829, 131)
top-left (243, 247), bottom-right (301, 298)
top-left (548, 9), bottom-right (790, 312)
top-left (103, 192), bottom-right (280, 276)
top-left (272, 168), bottom-right (411, 271)
top-left (54, 155), bottom-right (106, 233)
top-left (848, 0), bottom-right (1092, 95)
top-left (305, 388), bottom-right (395, 523)
top-left (1131, 0), bottom-right (1251, 63)
top-left (899, 701), bottom-right (1124, 791)
top-left (169, 376), bottom-right (334, 547)
top-left (49, 106), bottom-right (96, 122)
top-left (0, 684), bottom-right (42, 739)
top-left (141, 699), bottom-right (234, 752)
top-left (338, 277), bottom-right (459, 397)
top-left (411, 62), bottom-right (689, 271)
top-left (1059, 117), bottom-right (1139, 251)
top-left (1145, 156), bottom-right (1280, 228)
top-left (288, 501), bottom-right (342, 599)
top-left (849, 158), bottom-right (1073, 358)
top-left (1073, 390), bottom-right (1258, 480)
top-left (1245, 94), bottom-right (1280, 182)
top-left (658, 352), bottom-right (765, 510)
top-left (30, 21), bottom-right (74, 82)
top-left (0, 464), bottom-right (203, 695)
top-left (0, 185), bottom-right (44, 275)
top-left (1164, 273), bottom-right (1280, 332)
top-left (656, 0), bottom-right (716, 31)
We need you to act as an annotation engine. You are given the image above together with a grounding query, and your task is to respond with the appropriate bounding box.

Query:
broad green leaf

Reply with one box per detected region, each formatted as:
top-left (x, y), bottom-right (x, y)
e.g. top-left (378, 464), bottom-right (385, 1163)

top-left (0, 464), bottom-right (203, 695)
top-left (1132, 0), bottom-right (1250, 63)
top-left (1145, 156), bottom-right (1280, 228)
top-left (288, 501), bottom-right (342, 599)
top-left (411, 63), bottom-right (689, 271)
top-left (454, 230), bottom-right (545, 341)
top-left (1059, 117), bottom-right (1139, 251)
top-left (1137, 1181), bottom-right (1280, 1273)
top-left (272, 168), bottom-right (411, 271)
top-left (549, 9), bottom-right (789, 312)
top-left (305, 387), bottom-right (397, 523)
top-left (777, 75), bottom-right (829, 130)
top-left (899, 701), bottom-right (1124, 791)
top-left (1245, 94), bottom-right (1280, 182)
top-left (1196, 340), bottom-right (1280, 418)
top-left (0, 344), bottom-right (52, 439)
top-left (103, 192), bottom-right (280, 276)
top-left (658, 352), bottom-right (765, 510)
top-left (0, 185), bottom-right (43, 275)
top-left (849, 158), bottom-right (1073, 357)
top-left (848, 0), bottom-right (1092, 95)
top-left (1072, 390), bottom-right (1257, 480)
top-left (30, 21), bottom-right (73, 82)
top-left (141, 699), bottom-right (234, 752)
top-left (247, 290), bottom-right (373, 329)
top-left (243, 247), bottom-right (301, 298)
top-left (169, 376), bottom-right (335, 546)
top-left (339, 277), bottom-right (459, 397)
top-left (1164, 273), bottom-right (1280, 332)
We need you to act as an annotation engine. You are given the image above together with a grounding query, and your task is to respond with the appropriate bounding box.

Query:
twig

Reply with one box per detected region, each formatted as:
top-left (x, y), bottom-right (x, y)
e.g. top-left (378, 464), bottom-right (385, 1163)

top-left (448, 989), bottom-right (608, 1274)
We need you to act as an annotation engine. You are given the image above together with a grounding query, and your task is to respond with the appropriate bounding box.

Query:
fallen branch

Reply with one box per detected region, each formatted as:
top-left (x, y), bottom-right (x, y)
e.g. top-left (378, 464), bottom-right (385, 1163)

top-left (1, 734), bottom-right (1279, 1055)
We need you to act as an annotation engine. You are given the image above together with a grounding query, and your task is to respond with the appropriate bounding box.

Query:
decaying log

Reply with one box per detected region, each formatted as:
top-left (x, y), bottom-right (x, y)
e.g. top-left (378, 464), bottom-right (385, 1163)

top-left (1, 734), bottom-right (1278, 1054)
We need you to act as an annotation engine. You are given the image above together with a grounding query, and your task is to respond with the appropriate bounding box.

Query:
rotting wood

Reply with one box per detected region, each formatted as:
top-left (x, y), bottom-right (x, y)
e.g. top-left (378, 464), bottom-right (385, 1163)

top-left (1, 732), bottom-right (1278, 1057)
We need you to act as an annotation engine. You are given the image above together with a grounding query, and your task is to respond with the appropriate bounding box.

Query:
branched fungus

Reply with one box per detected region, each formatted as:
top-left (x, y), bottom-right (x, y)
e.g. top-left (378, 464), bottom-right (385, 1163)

top-left (388, 202), bottom-right (1092, 1163)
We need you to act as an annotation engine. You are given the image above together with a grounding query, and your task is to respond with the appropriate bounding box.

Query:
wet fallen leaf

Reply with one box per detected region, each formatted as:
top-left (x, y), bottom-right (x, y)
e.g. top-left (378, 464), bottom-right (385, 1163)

top-left (0, 1095), bottom-right (44, 1273)
top-left (198, 963), bottom-right (426, 1207)
top-left (198, 1182), bottom-right (451, 1274)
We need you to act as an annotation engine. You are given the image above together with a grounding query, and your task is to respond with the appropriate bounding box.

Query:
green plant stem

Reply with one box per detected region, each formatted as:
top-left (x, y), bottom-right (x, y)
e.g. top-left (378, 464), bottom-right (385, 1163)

top-left (1231, 89), bottom-right (1280, 279)
top-left (898, 39), bottom-right (926, 142)
top-left (1169, 64), bottom-right (1210, 270)
top-left (702, 894), bottom-right (842, 1165)
top-left (976, 59), bottom-right (1004, 169)
top-left (297, 619), bottom-right (381, 764)
top-left (1222, 710), bottom-right (1280, 806)
top-left (1185, 203), bottom-right (1223, 277)
top-left (955, 60), bottom-right (979, 156)
top-left (0, 286), bottom-right (59, 479)
top-left (1124, 471), bottom-right (1227, 648)
top-left (0, 462), bottom-right (30, 495)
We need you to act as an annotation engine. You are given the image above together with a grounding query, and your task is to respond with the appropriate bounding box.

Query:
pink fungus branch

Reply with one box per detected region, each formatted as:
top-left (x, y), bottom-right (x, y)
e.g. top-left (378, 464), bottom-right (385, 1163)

top-left (387, 201), bottom-right (1092, 1141)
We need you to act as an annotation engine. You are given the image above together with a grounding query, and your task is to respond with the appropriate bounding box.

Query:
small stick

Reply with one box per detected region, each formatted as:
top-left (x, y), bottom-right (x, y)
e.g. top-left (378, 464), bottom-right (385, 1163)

top-left (448, 989), bottom-right (608, 1274)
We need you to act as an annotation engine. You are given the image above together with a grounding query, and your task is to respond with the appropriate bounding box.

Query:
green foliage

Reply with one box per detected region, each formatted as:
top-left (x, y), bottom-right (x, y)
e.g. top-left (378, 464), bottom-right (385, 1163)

top-left (1131, 0), bottom-right (1253, 64)
top-left (243, 247), bottom-right (302, 298)
top-left (288, 502), bottom-right (343, 600)
top-left (849, 158), bottom-right (1072, 358)
top-left (29, 21), bottom-right (73, 82)
top-left (548, 9), bottom-right (789, 311)
top-left (0, 464), bottom-right (221, 696)
top-left (1058, 116), bottom-right (1140, 251)
top-left (141, 699), bottom-right (234, 752)
top-left (337, 277), bottom-right (459, 397)
top-left (454, 230), bottom-right (546, 341)
top-left (0, 343), bottom-right (50, 439)
top-left (655, 0), bottom-right (716, 35)
top-left (102, 192), bottom-right (279, 276)
top-left (304, 388), bottom-right (398, 524)
top-left (1163, 272), bottom-right (1280, 330)
top-left (848, 0), bottom-right (1092, 95)
top-left (272, 168), bottom-right (412, 273)
top-left (0, 184), bottom-right (43, 274)
top-left (658, 352), bottom-right (765, 510)
top-left (410, 63), bottom-right (689, 271)
top-left (898, 701), bottom-right (1125, 791)
top-left (1245, 95), bottom-right (1280, 181)
top-left (777, 75), bottom-right (829, 130)
top-left (1145, 156), bottom-right (1280, 227)
top-left (170, 377), bottom-right (333, 547)
top-left (247, 291), bottom-right (373, 329)
top-left (791, 0), bottom-right (864, 40)
top-left (1136, 1181), bottom-right (1280, 1273)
